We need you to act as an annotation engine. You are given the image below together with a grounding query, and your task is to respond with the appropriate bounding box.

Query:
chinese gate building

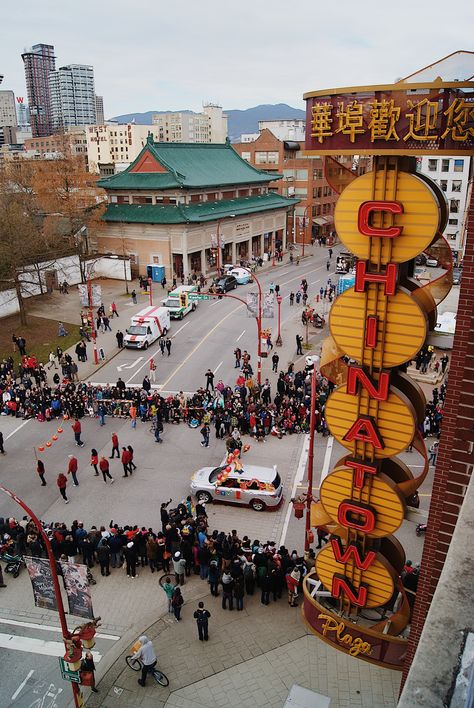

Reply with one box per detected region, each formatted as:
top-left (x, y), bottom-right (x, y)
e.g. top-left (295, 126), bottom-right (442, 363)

top-left (97, 137), bottom-right (297, 278)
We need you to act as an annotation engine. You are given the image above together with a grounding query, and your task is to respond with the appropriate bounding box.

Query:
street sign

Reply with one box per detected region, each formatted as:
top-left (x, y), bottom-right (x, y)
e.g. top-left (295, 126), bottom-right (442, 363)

top-left (58, 657), bottom-right (81, 683)
top-left (188, 293), bottom-right (210, 301)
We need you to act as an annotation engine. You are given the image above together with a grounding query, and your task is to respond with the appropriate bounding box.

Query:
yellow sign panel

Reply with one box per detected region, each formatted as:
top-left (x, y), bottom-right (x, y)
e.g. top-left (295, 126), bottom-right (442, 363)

top-left (324, 386), bottom-right (416, 458)
top-left (334, 171), bottom-right (441, 263)
top-left (319, 467), bottom-right (406, 538)
top-left (329, 287), bottom-right (427, 368)
top-left (316, 545), bottom-right (396, 609)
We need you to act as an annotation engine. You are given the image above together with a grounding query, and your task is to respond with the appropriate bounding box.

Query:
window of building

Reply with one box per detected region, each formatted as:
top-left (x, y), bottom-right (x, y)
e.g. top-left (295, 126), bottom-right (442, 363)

top-left (454, 159), bottom-right (464, 172)
top-left (295, 169), bottom-right (308, 180)
top-left (312, 205), bottom-right (321, 216)
top-left (132, 195), bottom-right (152, 204)
top-left (295, 188), bottom-right (307, 197)
top-left (255, 151), bottom-right (279, 165)
top-left (117, 195), bottom-right (130, 204)
top-left (313, 168), bottom-right (323, 180)
top-left (448, 218), bottom-right (458, 225)
top-left (441, 159), bottom-right (450, 172)
top-left (452, 180), bottom-right (462, 192)
top-left (313, 187), bottom-right (322, 198)
top-left (450, 199), bottom-right (460, 213)
top-left (241, 152), bottom-right (251, 162)
top-left (428, 159), bottom-right (438, 171)
top-left (150, 254), bottom-right (161, 264)
top-left (440, 180), bottom-right (448, 192)
top-left (109, 195), bottom-right (118, 203)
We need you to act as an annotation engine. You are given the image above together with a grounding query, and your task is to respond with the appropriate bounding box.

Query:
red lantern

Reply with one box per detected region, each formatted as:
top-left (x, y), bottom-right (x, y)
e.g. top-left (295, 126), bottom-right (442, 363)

top-left (292, 501), bottom-right (305, 519)
top-left (217, 473), bottom-right (223, 482)
top-left (233, 449), bottom-right (240, 456)
top-left (52, 435), bottom-right (58, 441)
top-left (225, 465), bottom-right (231, 473)
top-left (227, 454), bottom-right (234, 463)
top-left (57, 428), bottom-right (63, 434)
top-left (45, 441), bottom-right (52, 448)
top-left (243, 444), bottom-right (250, 452)
top-left (38, 446), bottom-right (45, 452)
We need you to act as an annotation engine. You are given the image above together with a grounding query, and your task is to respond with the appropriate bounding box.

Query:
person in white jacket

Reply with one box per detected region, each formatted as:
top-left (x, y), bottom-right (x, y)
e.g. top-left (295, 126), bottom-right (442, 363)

top-left (133, 635), bottom-right (157, 687)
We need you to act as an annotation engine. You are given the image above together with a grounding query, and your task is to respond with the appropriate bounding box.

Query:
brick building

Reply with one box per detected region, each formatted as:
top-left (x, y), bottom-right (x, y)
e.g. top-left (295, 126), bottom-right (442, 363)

top-left (402, 183), bottom-right (474, 685)
top-left (233, 129), bottom-right (370, 244)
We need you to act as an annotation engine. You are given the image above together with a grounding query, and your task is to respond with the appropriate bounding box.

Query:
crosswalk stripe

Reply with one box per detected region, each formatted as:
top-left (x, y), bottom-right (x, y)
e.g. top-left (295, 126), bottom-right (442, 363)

top-left (0, 632), bottom-right (102, 660)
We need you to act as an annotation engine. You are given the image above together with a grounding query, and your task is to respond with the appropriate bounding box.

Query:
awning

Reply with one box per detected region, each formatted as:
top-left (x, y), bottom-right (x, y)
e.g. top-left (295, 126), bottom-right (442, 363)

top-left (313, 217), bottom-right (328, 226)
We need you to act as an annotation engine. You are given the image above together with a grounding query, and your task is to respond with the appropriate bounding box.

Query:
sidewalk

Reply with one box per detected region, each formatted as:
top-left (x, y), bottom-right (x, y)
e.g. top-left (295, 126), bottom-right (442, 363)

top-left (85, 572), bottom-right (401, 708)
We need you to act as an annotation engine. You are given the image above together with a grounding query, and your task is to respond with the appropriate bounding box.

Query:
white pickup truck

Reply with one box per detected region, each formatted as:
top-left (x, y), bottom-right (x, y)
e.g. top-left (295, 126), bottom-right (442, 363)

top-left (124, 306), bottom-right (170, 349)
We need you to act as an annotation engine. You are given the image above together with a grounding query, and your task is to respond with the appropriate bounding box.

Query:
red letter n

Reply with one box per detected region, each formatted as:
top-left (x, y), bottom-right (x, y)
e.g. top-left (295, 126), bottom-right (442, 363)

top-left (346, 366), bottom-right (390, 402)
top-left (332, 574), bottom-right (368, 607)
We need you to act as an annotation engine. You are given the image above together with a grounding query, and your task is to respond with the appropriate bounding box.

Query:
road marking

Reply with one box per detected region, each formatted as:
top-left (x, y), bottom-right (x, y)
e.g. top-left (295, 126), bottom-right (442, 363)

top-left (172, 321), bottom-right (189, 338)
top-left (0, 617), bottom-right (120, 640)
top-left (117, 357), bottom-right (143, 372)
top-left (319, 436), bottom-right (334, 487)
top-left (0, 633), bottom-right (102, 661)
top-left (5, 420), bottom-right (30, 440)
top-left (11, 669), bottom-right (34, 701)
top-left (236, 329), bottom-right (246, 342)
top-left (214, 361), bottom-right (223, 374)
top-left (210, 299), bottom-right (221, 307)
top-left (160, 304), bottom-right (243, 388)
top-left (279, 435), bottom-right (310, 548)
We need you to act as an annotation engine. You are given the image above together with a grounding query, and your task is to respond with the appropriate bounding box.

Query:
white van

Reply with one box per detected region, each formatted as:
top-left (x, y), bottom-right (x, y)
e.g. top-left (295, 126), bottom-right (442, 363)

top-left (162, 285), bottom-right (198, 320)
top-left (124, 306), bottom-right (170, 349)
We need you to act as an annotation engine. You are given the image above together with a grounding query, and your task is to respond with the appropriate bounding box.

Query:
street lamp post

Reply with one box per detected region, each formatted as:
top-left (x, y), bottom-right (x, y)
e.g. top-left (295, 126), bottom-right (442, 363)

top-left (276, 294), bottom-right (283, 346)
top-left (0, 485), bottom-right (82, 708)
top-left (216, 220), bottom-right (222, 276)
top-left (87, 269), bottom-right (99, 365)
top-left (305, 365), bottom-right (318, 551)
top-left (148, 277), bottom-right (153, 306)
top-left (272, 232), bottom-right (276, 267)
top-left (302, 204), bottom-right (312, 260)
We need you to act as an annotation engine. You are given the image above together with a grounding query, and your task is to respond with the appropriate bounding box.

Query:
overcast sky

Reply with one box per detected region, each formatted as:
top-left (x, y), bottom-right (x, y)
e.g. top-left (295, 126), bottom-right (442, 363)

top-left (2, 0), bottom-right (473, 118)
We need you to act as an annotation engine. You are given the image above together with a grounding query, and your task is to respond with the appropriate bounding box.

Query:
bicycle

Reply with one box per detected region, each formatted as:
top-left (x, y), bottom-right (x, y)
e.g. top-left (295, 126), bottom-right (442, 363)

top-left (126, 654), bottom-right (169, 686)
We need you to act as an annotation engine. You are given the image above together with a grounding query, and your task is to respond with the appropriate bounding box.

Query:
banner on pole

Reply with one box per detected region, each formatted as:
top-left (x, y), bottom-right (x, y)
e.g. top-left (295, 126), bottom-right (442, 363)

top-left (246, 292), bottom-right (274, 318)
top-left (78, 284), bottom-right (102, 307)
top-left (25, 556), bottom-right (58, 611)
top-left (60, 562), bottom-right (94, 619)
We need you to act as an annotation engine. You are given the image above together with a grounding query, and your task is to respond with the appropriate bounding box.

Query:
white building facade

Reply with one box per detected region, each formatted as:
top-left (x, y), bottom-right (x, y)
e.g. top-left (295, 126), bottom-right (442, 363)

top-left (86, 124), bottom-right (162, 173)
top-left (241, 119), bottom-right (306, 143)
top-left (0, 90), bottom-right (17, 145)
top-left (152, 103), bottom-right (227, 143)
top-left (419, 155), bottom-right (472, 261)
top-left (50, 64), bottom-right (96, 131)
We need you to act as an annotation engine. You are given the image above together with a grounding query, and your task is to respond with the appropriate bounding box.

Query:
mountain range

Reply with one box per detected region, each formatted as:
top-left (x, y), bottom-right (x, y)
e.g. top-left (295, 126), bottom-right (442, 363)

top-left (109, 103), bottom-right (306, 141)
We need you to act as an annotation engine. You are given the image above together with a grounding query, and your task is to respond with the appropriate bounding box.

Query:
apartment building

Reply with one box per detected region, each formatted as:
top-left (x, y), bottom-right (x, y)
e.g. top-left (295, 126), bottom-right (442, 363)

top-left (50, 64), bottom-right (96, 131)
top-left (86, 124), bottom-right (163, 174)
top-left (419, 155), bottom-right (471, 262)
top-left (152, 103), bottom-right (227, 143)
top-left (95, 95), bottom-right (104, 124)
top-left (0, 90), bottom-right (17, 145)
top-left (24, 127), bottom-right (88, 160)
top-left (21, 43), bottom-right (56, 137)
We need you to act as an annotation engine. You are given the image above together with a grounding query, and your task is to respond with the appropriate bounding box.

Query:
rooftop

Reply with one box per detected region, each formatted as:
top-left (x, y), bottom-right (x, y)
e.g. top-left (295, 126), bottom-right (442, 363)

top-left (97, 138), bottom-right (278, 191)
top-left (103, 193), bottom-right (298, 225)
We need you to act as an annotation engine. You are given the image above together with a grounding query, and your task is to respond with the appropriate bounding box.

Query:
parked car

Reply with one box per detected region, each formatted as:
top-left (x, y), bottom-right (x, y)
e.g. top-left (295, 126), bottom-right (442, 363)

top-left (426, 257), bottom-right (438, 267)
top-left (414, 266), bottom-right (428, 281)
top-left (215, 275), bottom-right (238, 292)
top-left (190, 463), bottom-right (283, 511)
top-left (228, 267), bottom-right (252, 284)
top-left (415, 254), bottom-right (427, 266)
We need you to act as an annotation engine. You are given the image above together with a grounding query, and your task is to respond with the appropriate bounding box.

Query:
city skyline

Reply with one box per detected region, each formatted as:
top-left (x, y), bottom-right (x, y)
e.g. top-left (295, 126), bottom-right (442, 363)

top-left (2, 0), bottom-right (473, 118)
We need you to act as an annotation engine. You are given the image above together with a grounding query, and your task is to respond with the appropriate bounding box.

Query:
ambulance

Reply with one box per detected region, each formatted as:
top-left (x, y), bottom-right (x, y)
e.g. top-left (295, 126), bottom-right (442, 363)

top-left (124, 306), bottom-right (170, 349)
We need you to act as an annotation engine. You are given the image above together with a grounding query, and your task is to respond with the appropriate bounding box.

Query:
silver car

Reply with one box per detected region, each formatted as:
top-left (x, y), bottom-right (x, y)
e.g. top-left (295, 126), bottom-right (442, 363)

top-left (190, 463), bottom-right (283, 512)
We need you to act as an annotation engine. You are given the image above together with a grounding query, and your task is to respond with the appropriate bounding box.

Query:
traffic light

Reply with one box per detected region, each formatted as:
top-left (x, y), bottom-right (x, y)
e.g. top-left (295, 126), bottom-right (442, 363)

top-left (180, 293), bottom-right (188, 308)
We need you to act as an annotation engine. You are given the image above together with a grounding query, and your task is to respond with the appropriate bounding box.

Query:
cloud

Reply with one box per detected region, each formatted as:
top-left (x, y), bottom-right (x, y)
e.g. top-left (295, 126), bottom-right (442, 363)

top-left (2, 0), bottom-right (473, 117)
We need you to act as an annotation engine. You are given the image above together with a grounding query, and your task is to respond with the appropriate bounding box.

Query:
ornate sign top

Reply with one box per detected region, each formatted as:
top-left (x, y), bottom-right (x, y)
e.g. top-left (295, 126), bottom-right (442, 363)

top-left (304, 81), bottom-right (474, 155)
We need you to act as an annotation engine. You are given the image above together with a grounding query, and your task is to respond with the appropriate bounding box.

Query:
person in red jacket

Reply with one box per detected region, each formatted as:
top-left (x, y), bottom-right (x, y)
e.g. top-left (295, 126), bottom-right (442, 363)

top-left (121, 447), bottom-right (132, 477)
top-left (285, 567), bottom-right (300, 607)
top-left (110, 432), bottom-right (119, 458)
top-left (99, 456), bottom-right (114, 484)
top-left (57, 473), bottom-right (69, 503)
top-left (71, 418), bottom-right (84, 447)
top-left (90, 449), bottom-right (99, 476)
top-left (67, 455), bottom-right (79, 486)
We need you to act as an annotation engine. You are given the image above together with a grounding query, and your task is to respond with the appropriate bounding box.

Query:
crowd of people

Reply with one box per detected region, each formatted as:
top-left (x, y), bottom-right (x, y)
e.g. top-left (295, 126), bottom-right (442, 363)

top-left (0, 504), bottom-right (312, 614)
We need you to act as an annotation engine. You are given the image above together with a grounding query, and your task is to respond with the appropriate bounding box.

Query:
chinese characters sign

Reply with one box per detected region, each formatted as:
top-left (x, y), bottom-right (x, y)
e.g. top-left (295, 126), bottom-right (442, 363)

top-left (304, 83), bottom-right (474, 155)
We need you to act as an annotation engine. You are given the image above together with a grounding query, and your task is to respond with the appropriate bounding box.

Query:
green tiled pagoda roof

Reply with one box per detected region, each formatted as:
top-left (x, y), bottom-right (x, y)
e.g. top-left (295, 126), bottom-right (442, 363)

top-left (103, 193), bottom-right (298, 225)
top-left (97, 138), bottom-right (279, 190)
